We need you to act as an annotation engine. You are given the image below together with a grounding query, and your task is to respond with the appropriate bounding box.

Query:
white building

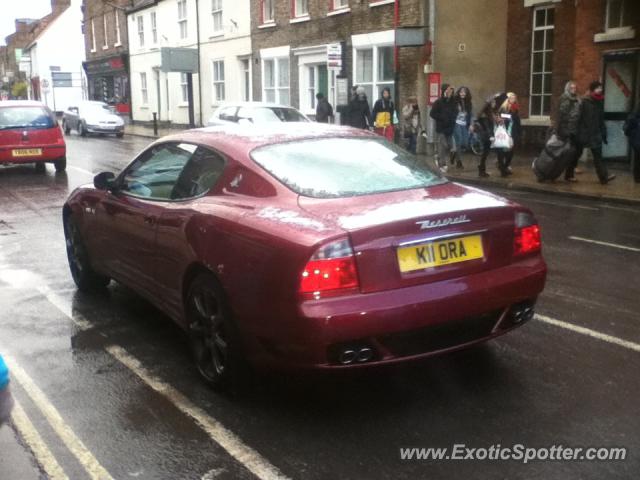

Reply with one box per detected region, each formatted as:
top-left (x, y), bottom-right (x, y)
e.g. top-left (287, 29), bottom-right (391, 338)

top-left (127, 0), bottom-right (251, 126)
top-left (24, 0), bottom-right (86, 112)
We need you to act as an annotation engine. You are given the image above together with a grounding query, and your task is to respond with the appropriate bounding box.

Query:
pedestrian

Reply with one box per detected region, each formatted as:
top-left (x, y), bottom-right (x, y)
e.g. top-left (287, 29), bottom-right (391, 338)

top-left (452, 86), bottom-right (473, 169)
top-left (623, 107), bottom-right (640, 183)
top-left (371, 87), bottom-right (396, 141)
top-left (315, 92), bottom-right (333, 123)
top-left (475, 94), bottom-right (501, 177)
top-left (429, 83), bottom-right (458, 172)
top-left (557, 80), bottom-right (582, 182)
top-left (346, 86), bottom-right (372, 130)
top-left (577, 81), bottom-right (616, 184)
top-left (402, 96), bottom-right (422, 154)
top-left (496, 92), bottom-right (521, 177)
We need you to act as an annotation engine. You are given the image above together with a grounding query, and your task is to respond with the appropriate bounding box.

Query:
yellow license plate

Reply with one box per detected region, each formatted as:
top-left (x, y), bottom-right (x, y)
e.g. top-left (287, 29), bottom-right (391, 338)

top-left (12, 148), bottom-right (42, 157)
top-left (397, 234), bottom-right (484, 273)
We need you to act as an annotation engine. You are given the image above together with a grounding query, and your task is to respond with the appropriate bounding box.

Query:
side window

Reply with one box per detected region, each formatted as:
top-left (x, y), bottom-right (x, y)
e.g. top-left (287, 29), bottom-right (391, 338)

top-left (171, 146), bottom-right (226, 199)
top-left (237, 107), bottom-right (254, 123)
top-left (120, 143), bottom-right (196, 200)
top-left (218, 106), bottom-right (237, 122)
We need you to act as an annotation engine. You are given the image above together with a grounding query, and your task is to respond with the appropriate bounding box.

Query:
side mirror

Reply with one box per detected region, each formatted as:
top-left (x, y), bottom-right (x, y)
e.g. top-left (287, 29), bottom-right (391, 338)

top-left (94, 171), bottom-right (116, 191)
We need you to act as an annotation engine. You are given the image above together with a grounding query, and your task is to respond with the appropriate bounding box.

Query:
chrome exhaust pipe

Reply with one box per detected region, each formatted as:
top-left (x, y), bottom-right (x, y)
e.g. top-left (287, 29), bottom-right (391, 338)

top-left (339, 350), bottom-right (357, 365)
top-left (356, 347), bottom-right (373, 363)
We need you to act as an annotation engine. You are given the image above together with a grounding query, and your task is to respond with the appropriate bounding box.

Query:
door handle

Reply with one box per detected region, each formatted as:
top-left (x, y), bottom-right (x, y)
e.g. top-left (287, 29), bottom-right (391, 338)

top-left (143, 215), bottom-right (156, 225)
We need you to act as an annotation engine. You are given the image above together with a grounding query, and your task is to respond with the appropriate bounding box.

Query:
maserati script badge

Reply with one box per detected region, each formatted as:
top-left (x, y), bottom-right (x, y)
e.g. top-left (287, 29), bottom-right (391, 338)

top-left (416, 214), bottom-right (471, 230)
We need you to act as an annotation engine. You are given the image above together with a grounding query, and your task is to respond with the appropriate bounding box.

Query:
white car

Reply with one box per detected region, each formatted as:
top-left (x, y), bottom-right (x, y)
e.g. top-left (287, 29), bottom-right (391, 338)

top-left (207, 102), bottom-right (310, 126)
top-left (62, 101), bottom-right (125, 137)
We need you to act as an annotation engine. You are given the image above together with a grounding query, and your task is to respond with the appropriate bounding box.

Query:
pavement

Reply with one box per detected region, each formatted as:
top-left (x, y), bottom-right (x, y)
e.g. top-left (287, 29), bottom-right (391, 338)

top-left (123, 123), bottom-right (640, 206)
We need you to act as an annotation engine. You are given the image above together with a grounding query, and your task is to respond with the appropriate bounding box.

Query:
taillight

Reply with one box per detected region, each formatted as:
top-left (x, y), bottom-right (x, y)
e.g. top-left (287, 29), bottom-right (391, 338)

top-left (514, 212), bottom-right (541, 256)
top-left (300, 238), bottom-right (359, 296)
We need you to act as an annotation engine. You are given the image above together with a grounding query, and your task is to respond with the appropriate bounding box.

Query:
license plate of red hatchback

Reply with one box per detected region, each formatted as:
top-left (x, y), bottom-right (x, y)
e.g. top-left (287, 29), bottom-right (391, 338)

top-left (11, 148), bottom-right (42, 157)
top-left (397, 234), bottom-right (484, 273)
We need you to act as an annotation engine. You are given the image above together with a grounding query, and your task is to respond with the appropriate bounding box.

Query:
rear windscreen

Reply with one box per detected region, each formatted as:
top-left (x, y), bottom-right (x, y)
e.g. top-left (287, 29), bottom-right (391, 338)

top-left (0, 106), bottom-right (55, 129)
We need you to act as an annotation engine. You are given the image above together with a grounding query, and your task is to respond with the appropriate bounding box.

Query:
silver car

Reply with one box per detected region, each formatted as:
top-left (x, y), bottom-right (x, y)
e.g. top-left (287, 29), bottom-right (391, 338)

top-left (207, 102), bottom-right (310, 127)
top-left (62, 101), bottom-right (125, 137)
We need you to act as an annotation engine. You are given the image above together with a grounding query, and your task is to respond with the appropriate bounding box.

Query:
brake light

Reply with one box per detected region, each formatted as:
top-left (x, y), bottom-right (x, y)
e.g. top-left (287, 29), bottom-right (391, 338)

top-left (300, 239), bottom-right (359, 296)
top-left (514, 224), bottom-right (541, 256)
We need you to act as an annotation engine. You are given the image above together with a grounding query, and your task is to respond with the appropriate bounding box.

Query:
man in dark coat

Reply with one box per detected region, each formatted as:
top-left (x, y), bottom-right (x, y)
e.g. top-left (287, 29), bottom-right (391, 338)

top-left (429, 83), bottom-right (457, 172)
top-left (624, 108), bottom-right (640, 183)
top-left (557, 80), bottom-right (582, 181)
top-left (577, 81), bottom-right (615, 184)
top-left (315, 93), bottom-right (333, 123)
top-left (346, 86), bottom-right (371, 130)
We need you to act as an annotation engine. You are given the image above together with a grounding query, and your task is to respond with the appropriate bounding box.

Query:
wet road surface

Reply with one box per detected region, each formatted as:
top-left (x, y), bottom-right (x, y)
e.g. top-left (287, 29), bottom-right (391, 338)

top-left (0, 134), bottom-right (638, 479)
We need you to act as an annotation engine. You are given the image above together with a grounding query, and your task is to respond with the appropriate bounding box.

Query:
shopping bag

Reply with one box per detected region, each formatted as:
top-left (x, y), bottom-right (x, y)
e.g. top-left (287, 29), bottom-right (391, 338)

top-left (491, 125), bottom-right (513, 150)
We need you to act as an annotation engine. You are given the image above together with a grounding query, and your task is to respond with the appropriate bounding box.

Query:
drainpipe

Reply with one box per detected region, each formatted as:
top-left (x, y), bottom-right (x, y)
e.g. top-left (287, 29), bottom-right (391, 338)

top-left (393, 0), bottom-right (400, 139)
top-left (426, 0), bottom-right (436, 153)
top-left (195, 0), bottom-right (203, 126)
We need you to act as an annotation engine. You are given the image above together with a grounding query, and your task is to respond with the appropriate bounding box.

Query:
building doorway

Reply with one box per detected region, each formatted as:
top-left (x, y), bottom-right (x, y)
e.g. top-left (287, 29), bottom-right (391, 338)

top-left (602, 50), bottom-right (638, 163)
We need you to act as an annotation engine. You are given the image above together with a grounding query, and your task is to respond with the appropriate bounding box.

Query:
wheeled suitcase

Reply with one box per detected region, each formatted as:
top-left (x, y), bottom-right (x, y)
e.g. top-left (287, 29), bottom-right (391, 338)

top-left (532, 135), bottom-right (574, 181)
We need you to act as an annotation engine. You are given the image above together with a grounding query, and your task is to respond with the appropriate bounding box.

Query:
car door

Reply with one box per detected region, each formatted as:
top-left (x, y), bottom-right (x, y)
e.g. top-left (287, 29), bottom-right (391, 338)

top-left (95, 142), bottom-right (197, 301)
top-left (153, 146), bottom-right (227, 321)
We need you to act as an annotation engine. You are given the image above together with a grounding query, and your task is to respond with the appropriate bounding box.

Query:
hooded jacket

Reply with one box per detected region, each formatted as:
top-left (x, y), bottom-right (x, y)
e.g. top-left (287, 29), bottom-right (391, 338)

top-left (577, 93), bottom-right (607, 148)
top-left (557, 82), bottom-right (581, 139)
top-left (371, 88), bottom-right (395, 127)
top-left (346, 88), bottom-right (371, 129)
top-left (429, 84), bottom-right (457, 136)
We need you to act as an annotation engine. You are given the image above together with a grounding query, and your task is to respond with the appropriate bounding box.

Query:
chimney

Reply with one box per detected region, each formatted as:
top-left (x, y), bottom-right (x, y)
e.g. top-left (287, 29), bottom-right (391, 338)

top-left (51, 0), bottom-right (71, 16)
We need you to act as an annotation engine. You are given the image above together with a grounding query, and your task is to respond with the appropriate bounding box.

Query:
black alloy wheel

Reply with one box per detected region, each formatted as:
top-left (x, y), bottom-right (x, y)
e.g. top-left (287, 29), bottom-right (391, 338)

top-left (64, 215), bottom-right (110, 291)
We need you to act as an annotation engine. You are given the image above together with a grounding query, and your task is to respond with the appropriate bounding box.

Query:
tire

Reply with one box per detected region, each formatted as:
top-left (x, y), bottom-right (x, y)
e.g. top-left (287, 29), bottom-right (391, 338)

top-left (186, 273), bottom-right (245, 391)
top-left (116, 132), bottom-right (124, 138)
top-left (54, 157), bottom-right (66, 172)
top-left (64, 215), bottom-right (110, 292)
top-left (63, 120), bottom-right (71, 135)
top-left (34, 162), bottom-right (46, 173)
top-left (78, 121), bottom-right (87, 137)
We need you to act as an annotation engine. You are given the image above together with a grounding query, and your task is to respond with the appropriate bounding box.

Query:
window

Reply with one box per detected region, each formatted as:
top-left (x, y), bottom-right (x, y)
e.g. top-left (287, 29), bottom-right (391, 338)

top-left (251, 138), bottom-right (445, 199)
top-left (140, 72), bottom-right (148, 104)
top-left (102, 15), bottom-right (108, 48)
top-left (217, 106), bottom-right (238, 122)
top-left (178, 0), bottom-right (188, 39)
top-left (181, 73), bottom-right (189, 103)
top-left (262, 57), bottom-right (290, 105)
top-left (240, 58), bottom-right (251, 101)
top-left (212, 0), bottom-right (223, 33)
top-left (212, 60), bottom-right (225, 102)
top-left (120, 143), bottom-right (196, 200)
top-left (171, 147), bottom-right (226, 199)
top-left (332, 0), bottom-right (349, 10)
top-left (261, 0), bottom-right (274, 24)
top-left (606, 0), bottom-right (631, 30)
top-left (151, 12), bottom-right (157, 44)
top-left (529, 6), bottom-right (554, 117)
top-left (91, 19), bottom-right (96, 51)
top-left (293, 0), bottom-right (309, 18)
top-left (115, 11), bottom-right (121, 45)
top-left (354, 46), bottom-right (394, 101)
top-left (137, 16), bottom-right (144, 47)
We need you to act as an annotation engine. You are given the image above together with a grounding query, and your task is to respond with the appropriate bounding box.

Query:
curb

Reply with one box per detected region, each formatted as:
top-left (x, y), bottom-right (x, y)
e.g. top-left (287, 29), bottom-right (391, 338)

top-left (447, 175), bottom-right (640, 207)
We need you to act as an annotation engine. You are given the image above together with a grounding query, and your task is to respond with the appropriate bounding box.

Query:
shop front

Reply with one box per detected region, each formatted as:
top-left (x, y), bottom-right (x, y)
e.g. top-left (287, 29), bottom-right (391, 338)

top-left (83, 55), bottom-right (130, 116)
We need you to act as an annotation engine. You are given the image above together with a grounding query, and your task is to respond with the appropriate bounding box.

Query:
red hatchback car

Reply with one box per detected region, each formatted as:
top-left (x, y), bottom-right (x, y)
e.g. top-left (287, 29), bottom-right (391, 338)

top-left (63, 124), bottom-right (546, 389)
top-left (0, 100), bottom-right (66, 172)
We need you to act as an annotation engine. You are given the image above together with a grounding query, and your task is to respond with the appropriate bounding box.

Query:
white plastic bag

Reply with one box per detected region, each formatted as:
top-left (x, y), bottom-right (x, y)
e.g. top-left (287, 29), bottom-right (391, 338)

top-left (491, 125), bottom-right (513, 150)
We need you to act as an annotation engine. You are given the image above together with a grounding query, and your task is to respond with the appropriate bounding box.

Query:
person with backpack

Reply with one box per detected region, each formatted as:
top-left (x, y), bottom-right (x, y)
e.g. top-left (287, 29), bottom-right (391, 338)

top-left (623, 108), bottom-right (640, 183)
top-left (315, 93), bottom-right (333, 123)
top-left (557, 81), bottom-right (583, 182)
top-left (577, 81), bottom-right (616, 185)
top-left (430, 83), bottom-right (458, 172)
top-left (452, 86), bottom-right (473, 169)
top-left (371, 87), bottom-right (396, 141)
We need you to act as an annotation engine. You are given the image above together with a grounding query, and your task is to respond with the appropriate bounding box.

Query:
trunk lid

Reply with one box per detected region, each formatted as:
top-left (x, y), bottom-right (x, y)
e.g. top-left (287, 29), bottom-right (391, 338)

top-left (298, 182), bottom-right (518, 293)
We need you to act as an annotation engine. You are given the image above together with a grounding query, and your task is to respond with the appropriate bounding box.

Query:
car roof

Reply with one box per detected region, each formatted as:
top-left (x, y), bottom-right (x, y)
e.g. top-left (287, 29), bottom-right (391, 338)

top-left (157, 123), bottom-right (374, 160)
top-left (215, 102), bottom-right (301, 110)
top-left (0, 100), bottom-right (48, 108)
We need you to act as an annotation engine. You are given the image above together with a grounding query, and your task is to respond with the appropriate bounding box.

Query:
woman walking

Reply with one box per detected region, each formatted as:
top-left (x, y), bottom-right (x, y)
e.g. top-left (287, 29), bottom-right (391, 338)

top-left (475, 94), bottom-right (500, 177)
top-left (557, 81), bottom-right (582, 181)
top-left (496, 92), bottom-right (521, 177)
top-left (453, 86), bottom-right (473, 169)
top-left (402, 96), bottom-right (422, 154)
top-left (371, 87), bottom-right (396, 141)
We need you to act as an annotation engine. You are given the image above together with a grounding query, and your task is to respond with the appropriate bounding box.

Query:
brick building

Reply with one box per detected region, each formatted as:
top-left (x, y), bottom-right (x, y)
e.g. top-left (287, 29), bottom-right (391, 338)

top-left (506, 0), bottom-right (639, 164)
top-left (82, 0), bottom-right (131, 114)
top-left (249, 0), bottom-right (428, 127)
top-left (0, 19), bottom-right (40, 96)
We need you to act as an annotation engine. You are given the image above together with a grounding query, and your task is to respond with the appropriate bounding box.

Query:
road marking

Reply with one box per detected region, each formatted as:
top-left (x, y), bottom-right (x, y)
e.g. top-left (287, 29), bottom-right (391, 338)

top-left (568, 236), bottom-right (640, 252)
top-left (69, 166), bottom-right (96, 177)
top-left (535, 314), bottom-right (640, 353)
top-left (36, 285), bottom-right (93, 331)
top-left (10, 400), bottom-right (69, 480)
top-left (106, 345), bottom-right (290, 480)
top-left (4, 357), bottom-right (114, 480)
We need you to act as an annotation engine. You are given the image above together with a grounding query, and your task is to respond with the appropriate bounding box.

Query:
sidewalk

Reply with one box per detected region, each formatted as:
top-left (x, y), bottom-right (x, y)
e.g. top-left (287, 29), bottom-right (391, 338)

top-left (124, 122), bottom-right (187, 139)
top-left (419, 149), bottom-right (640, 205)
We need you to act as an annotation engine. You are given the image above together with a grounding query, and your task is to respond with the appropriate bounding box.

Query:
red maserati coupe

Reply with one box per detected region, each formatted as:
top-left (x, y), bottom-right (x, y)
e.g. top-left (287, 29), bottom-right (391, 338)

top-left (63, 124), bottom-right (546, 389)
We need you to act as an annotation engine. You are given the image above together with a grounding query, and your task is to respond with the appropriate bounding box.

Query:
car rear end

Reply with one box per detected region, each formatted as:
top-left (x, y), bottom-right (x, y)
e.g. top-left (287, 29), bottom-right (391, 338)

top-left (0, 102), bottom-right (66, 168)
top-left (249, 135), bottom-right (546, 369)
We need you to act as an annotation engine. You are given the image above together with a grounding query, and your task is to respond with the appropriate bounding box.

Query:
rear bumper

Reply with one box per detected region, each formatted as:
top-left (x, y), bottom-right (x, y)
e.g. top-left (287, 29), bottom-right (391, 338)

top-left (250, 255), bottom-right (546, 369)
top-left (0, 146), bottom-right (66, 164)
top-left (0, 385), bottom-right (13, 425)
